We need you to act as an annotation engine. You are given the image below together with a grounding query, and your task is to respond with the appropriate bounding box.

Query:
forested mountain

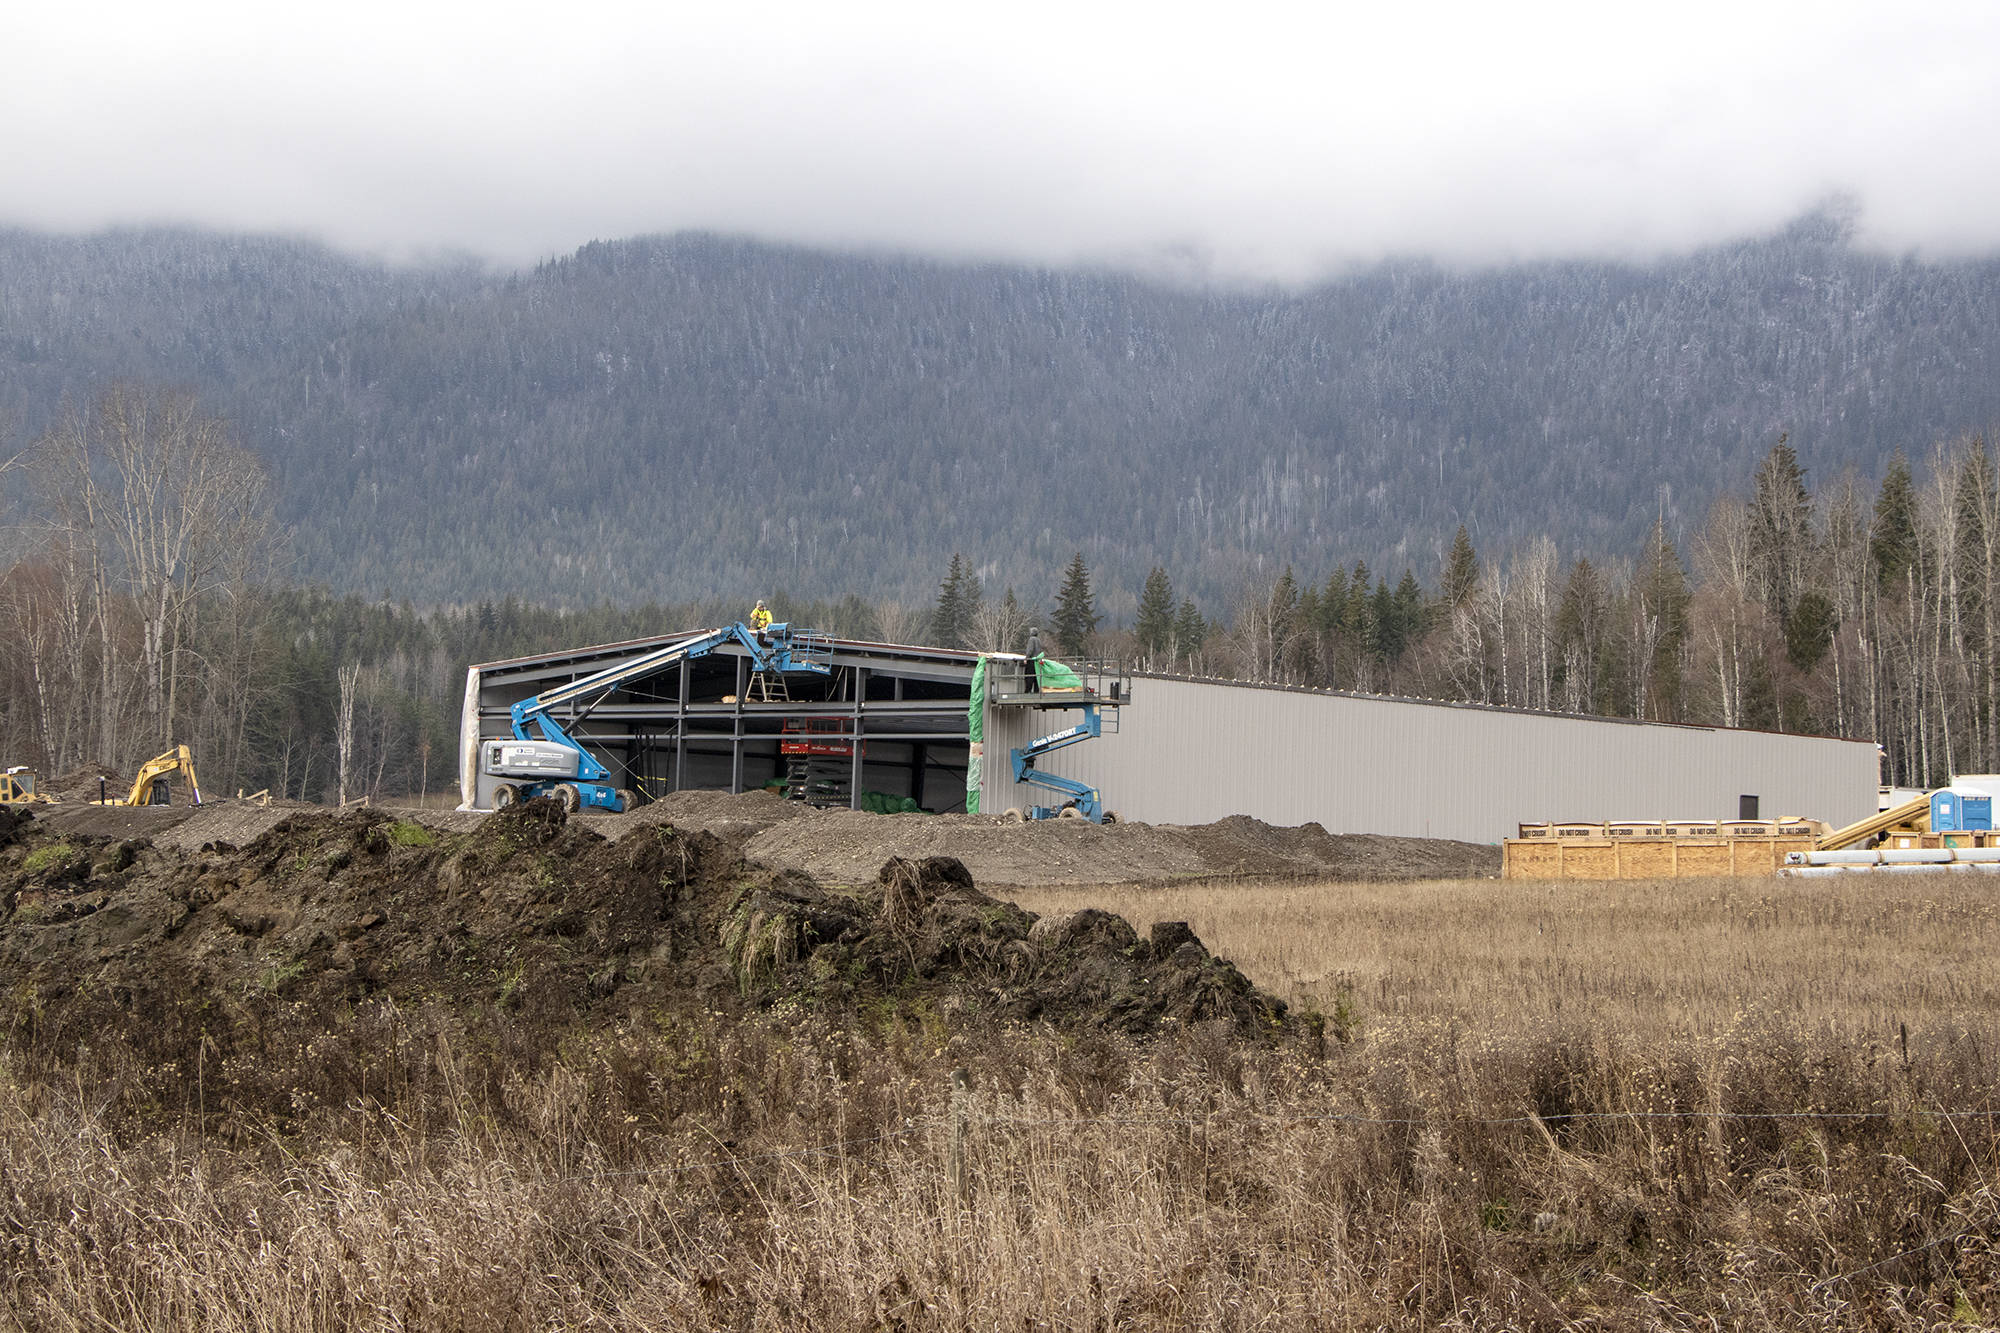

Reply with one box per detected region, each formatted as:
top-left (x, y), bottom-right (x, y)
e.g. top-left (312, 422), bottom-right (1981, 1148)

top-left (3, 214), bottom-right (1997, 612)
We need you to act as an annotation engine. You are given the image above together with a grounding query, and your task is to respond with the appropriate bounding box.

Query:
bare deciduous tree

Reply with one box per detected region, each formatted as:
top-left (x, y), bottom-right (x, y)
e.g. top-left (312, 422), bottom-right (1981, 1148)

top-left (336, 662), bottom-right (361, 807)
top-left (873, 600), bottom-right (928, 646)
top-left (33, 385), bottom-right (271, 765)
top-left (970, 595), bottom-right (1029, 655)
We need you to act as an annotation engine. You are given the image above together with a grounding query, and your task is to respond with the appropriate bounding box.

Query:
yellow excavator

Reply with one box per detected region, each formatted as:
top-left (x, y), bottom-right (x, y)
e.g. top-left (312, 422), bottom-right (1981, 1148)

top-left (95, 745), bottom-right (203, 807)
top-left (0, 767), bottom-right (55, 804)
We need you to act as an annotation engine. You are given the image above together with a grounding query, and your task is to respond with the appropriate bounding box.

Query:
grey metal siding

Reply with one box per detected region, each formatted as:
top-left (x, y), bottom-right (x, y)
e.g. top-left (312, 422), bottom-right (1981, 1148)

top-left (983, 677), bottom-right (1878, 843)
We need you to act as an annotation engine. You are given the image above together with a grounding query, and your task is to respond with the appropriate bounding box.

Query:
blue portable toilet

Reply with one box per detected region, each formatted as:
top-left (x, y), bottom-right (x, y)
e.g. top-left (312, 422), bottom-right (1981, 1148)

top-left (1932, 789), bottom-right (1995, 832)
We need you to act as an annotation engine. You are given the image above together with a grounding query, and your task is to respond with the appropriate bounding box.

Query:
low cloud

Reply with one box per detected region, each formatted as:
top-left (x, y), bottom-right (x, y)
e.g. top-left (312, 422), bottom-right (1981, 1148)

top-left (8, 2), bottom-right (1998, 279)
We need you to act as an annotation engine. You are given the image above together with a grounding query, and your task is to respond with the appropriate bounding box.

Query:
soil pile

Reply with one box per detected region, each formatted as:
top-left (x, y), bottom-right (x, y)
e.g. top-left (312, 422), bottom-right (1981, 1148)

top-left (39, 764), bottom-right (124, 801)
top-left (0, 800), bottom-right (1285, 1072)
top-left (26, 788), bottom-right (1497, 888)
top-left (604, 785), bottom-right (814, 844)
top-left (31, 796), bottom-right (303, 849)
top-left (657, 792), bottom-right (1499, 886)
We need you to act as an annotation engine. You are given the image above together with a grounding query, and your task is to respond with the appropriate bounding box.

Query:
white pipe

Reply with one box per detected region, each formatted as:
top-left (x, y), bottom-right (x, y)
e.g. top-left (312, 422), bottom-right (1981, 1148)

top-left (1782, 861), bottom-right (2000, 877)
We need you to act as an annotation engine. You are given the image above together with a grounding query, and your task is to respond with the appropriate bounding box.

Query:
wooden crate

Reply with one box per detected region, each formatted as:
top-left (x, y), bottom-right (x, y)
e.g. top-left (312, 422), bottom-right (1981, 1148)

top-left (1671, 839), bottom-right (1736, 876)
top-left (1502, 834), bottom-right (1820, 880)
top-left (1504, 838), bottom-right (1563, 878)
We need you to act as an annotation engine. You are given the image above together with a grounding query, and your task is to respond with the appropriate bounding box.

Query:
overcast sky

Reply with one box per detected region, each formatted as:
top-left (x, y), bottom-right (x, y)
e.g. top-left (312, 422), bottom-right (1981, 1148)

top-left (8, 1), bottom-right (1999, 281)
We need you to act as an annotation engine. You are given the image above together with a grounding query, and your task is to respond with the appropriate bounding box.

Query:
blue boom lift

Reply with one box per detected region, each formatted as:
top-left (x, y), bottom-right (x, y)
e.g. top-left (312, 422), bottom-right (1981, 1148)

top-left (1009, 704), bottom-right (1116, 822)
top-left (989, 653), bottom-right (1129, 824)
top-left (481, 621), bottom-right (829, 813)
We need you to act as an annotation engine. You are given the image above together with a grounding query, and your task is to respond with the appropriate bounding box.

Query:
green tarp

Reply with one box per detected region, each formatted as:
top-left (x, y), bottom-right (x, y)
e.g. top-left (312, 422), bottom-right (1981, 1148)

top-left (966, 657), bottom-right (987, 813)
top-left (1035, 657), bottom-right (1085, 691)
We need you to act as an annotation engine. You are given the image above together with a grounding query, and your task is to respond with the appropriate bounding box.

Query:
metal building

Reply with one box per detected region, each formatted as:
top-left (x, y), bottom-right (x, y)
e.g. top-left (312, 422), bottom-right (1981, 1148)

top-left (460, 631), bottom-right (1879, 841)
top-left (459, 631), bottom-right (981, 813)
top-left (983, 674), bottom-right (1879, 842)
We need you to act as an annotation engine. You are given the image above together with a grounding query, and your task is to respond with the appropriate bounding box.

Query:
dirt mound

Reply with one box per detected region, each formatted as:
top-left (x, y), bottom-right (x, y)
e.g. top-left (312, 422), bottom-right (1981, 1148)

top-left (602, 785), bottom-right (812, 844)
top-left (40, 764), bottom-right (125, 801)
top-left (0, 800), bottom-right (1287, 1099)
top-left (727, 855), bottom-right (1280, 1033)
top-left (32, 801), bottom-right (198, 841)
top-left (1177, 817), bottom-right (1499, 881)
top-left (733, 803), bottom-right (1495, 887)
top-left (24, 787), bottom-right (1499, 887)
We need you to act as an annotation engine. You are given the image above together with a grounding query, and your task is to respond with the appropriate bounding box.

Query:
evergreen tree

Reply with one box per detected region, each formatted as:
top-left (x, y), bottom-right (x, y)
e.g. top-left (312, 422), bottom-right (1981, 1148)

top-left (1345, 561), bottom-right (1372, 631)
top-left (1750, 435), bottom-right (1815, 625)
top-left (1636, 519), bottom-right (1690, 719)
top-left (1318, 568), bottom-right (1350, 634)
top-left (1345, 562), bottom-right (1378, 678)
top-left (1051, 552), bottom-right (1100, 656)
top-left (1369, 578), bottom-right (1398, 664)
top-left (930, 553), bottom-right (978, 649)
top-left (1554, 558), bottom-right (1606, 711)
top-left (1393, 570), bottom-right (1426, 637)
top-left (1268, 566), bottom-right (1300, 680)
top-left (1172, 598), bottom-right (1206, 669)
top-left (1440, 525), bottom-right (1480, 609)
top-left (1872, 451), bottom-right (1918, 589)
top-left (1135, 567), bottom-right (1176, 664)
top-left (1784, 590), bottom-right (1838, 673)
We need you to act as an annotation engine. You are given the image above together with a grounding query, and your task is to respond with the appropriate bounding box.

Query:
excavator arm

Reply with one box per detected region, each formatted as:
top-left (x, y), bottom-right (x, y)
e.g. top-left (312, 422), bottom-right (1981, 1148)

top-left (120, 745), bottom-right (202, 806)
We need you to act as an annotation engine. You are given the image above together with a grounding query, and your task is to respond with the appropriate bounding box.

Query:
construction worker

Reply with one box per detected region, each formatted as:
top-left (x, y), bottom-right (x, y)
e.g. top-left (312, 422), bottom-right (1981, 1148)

top-left (750, 599), bottom-right (773, 637)
top-left (1023, 625), bottom-right (1041, 691)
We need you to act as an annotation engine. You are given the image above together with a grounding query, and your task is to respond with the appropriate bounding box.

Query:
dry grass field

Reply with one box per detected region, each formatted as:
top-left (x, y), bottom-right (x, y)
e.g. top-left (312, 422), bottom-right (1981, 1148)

top-left (1008, 874), bottom-right (2000, 1046)
top-left (9, 868), bottom-right (2000, 1329)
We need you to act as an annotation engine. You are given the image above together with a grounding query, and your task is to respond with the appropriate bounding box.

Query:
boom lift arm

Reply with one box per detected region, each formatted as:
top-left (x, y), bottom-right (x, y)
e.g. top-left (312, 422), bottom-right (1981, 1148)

top-left (1008, 705), bottom-right (1111, 822)
top-left (486, 621), bottom-right (831, 813)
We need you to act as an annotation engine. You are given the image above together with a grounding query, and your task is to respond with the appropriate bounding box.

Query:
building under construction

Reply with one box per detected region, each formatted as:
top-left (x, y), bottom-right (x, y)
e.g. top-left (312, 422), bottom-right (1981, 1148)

top-left (459, 629), bottom-right (1880, 843)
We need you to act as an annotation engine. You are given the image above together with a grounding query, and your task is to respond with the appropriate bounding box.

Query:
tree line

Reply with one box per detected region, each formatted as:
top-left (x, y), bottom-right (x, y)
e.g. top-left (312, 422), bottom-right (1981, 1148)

top-left (0, 383), bottom-right (1991, 799)
top-left (915, 432), bottom-right (2000, 790)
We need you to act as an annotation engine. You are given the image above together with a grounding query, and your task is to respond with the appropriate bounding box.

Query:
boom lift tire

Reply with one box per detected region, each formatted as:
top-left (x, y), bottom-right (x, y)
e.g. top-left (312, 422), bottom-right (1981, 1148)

top-left (492, 784), bottom-right (518, 811)
top-left (1002, 807), bottom-right (1024, 823)
top-left (615, 789), bottom-right (636, 814)
top-left (552, 783), bottom-right (581, 813)
top-left (1102, 811), bottom-right (1118, 825)
top-left (1058, 806), bottom-right (1083, 820)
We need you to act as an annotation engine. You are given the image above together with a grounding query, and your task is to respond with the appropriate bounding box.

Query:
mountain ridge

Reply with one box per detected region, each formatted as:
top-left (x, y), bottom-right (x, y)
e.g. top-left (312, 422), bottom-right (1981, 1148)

top-left (3, 219), bottom-right (1995, 612)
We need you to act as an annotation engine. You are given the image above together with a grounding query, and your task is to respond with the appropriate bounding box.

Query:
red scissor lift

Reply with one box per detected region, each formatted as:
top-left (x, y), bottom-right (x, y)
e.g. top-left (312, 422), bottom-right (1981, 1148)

top-left (782, 718), bottom-right (863, 807)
